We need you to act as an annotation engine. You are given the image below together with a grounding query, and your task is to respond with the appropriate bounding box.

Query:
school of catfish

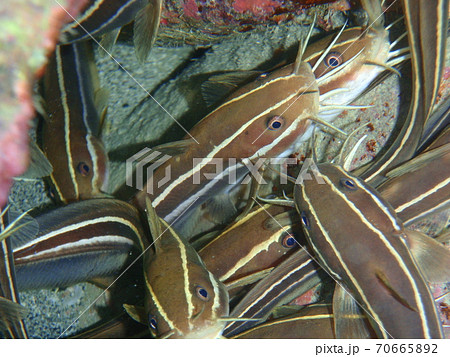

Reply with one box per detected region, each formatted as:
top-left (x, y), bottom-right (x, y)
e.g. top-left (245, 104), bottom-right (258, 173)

top-left (0, 0), bottom-right (449, 339)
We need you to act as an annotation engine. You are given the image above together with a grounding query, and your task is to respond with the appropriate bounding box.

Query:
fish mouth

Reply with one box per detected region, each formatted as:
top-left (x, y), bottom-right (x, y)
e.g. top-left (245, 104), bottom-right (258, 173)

top-left (159, 330), bottom-right (176, 339)
top-left (179, 306), bottom-right (227, 339)
top-left (191, 304), bottom-right (205, 321)
top-left (183, 323), bottom-right (225, 339)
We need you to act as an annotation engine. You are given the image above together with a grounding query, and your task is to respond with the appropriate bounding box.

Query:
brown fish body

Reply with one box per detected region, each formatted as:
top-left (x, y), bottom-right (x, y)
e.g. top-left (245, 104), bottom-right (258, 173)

top-left (233, 304), bottom-right (376, 339)
top-left (356, 0), bottom-right (448, 183)
top-left (11, 199), bottom-right (143, 291)
top-left (141, 201), bottom-right (229, 338)
top-left (234, 305), bottom-right (335, 339)
top-left (135, 62), bottom-right (319, 231)
top-left (60, 0), bottom-right (147, 43)
top-left (294, 163), bottom-right (444, 338)
top-left (223, 247), bottom-right (322, 337)
top-left (198, 204), bottom-right (301, 291)
top-left (378, 142), bottom-right (450, 225)
top-left (40, 42), bottom-right (108, 203)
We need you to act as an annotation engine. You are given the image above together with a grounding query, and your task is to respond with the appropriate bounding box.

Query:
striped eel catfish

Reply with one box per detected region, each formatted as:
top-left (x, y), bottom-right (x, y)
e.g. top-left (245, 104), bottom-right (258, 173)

top-left (11, 199), bottom-right (144, 291)
top-left (302, 0), bottom-right (408, 123)
top-left (233, 304), bottom-right (377, 339)
top-left (133, 44), bottom-right (320, 236)
top-left (39, 41), bottom-right (109, 204)
top-left (294, 163), bottom-right (450, 338)
top-left (197, 204), bottom-right (302, 294)
top-left (203, 0), bottom-right (407, 125)
top-left (124, 197), bottom-right (229, 338)
top-left (222, 128), bottom-right (449, 337)
top-left (0, 209), bottom-right (30, 338)
top-left (354, 0), bottom-right (448, 184)
top-left (417, 97), bottom-right (450, 153)
top-left (223, 248), bottom-right (324, 337)
top-left (377, 136), bottom-right (450, 226)
top-left (201, 0), bottom-right (407, 141)
top-left (410, 0), bottom-right (449, 122)
top-left (71, 204), bottom-right (302, 338)
top-left (220, 156), bottom-right (449, 337)
top-left (59, 0), bottom-right (162, 62)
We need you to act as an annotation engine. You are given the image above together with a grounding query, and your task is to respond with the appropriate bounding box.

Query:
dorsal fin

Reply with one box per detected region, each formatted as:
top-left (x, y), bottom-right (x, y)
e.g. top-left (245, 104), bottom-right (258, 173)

top-left (133, 1), bottom-right (162, 63)
top-left (144, 196), bottom-right (163, 253)
top-left (293, 16), bottom-right (316, 74)
top-left (201, 71), bottom-right (260, 107)
top-left (361, 0), bottom-right (385, 29)
top-left (99, 28), bottom-right (120, 55)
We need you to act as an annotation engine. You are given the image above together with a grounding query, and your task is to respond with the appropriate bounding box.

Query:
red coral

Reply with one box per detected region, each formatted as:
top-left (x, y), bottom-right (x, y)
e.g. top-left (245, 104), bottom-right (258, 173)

top-left (233, 0), bottom-right (282, 17)
top-left (0, 80), bottom-right (34, 206)
top-left (182, 0), bottom-right (202, 20)
top-left (0, 0), bottom-right (88, 208)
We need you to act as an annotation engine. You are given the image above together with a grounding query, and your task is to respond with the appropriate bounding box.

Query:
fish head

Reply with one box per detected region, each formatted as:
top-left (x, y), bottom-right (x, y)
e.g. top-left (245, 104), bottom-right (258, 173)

top-left (230, 62), bottom-right (320, 159)
top-left (143, 244), bottom-right (229, 339)
top-left (294, 162), bottom-right (403, 235)
top-left (305, 26), bottom-right (390, 107)
top-left (70, 134), bottom-right (109, 200)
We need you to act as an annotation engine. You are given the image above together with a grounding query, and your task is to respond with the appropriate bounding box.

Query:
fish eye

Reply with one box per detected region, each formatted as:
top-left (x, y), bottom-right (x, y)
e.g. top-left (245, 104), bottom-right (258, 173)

top-left (281, 233), bottom-right (296, 248)
top-left (148, 315), bottom-right (157, 330)
top-left (195, 286), bottom-right (210, 301)
top-left (300, 212), bottom-right (310, 228)
top-left (324, 52), bottom-right (343, 68)
top-left (267, 116), bottom-right (285, 130)
top-left (77, 162), bottom-right (90, 176)
top-left (340, 178), bottom-right (357, 191)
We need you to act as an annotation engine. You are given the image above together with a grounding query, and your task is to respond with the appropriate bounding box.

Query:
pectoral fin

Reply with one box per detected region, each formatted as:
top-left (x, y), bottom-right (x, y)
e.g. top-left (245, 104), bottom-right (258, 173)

top-left (123, 304), bottom-right (147, 325)
top-left (94, 87), bottom-right (110, 136)
top-left (204, 195), bottom-right (238, 225)
top-left (0, 297), bottom-right (28, 334)
top-left (332, 284), bottom-right (375, 339)
top-left (99, 28), bottom-right (121, 55)
top-left (152, 139), bottom-right (195, 157)
top-left (270, 304), bottom-right (305, 319)
top-left (3, 208), bottom-right (38, 248)
top-left (403, 229), bottom-right (450, 283)
top-left (375, 270), bottom-right (417, 312)
top-left (88, 277), bottom-right (116, 290)
top-left (15, 140), bottom-right (53, 180)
